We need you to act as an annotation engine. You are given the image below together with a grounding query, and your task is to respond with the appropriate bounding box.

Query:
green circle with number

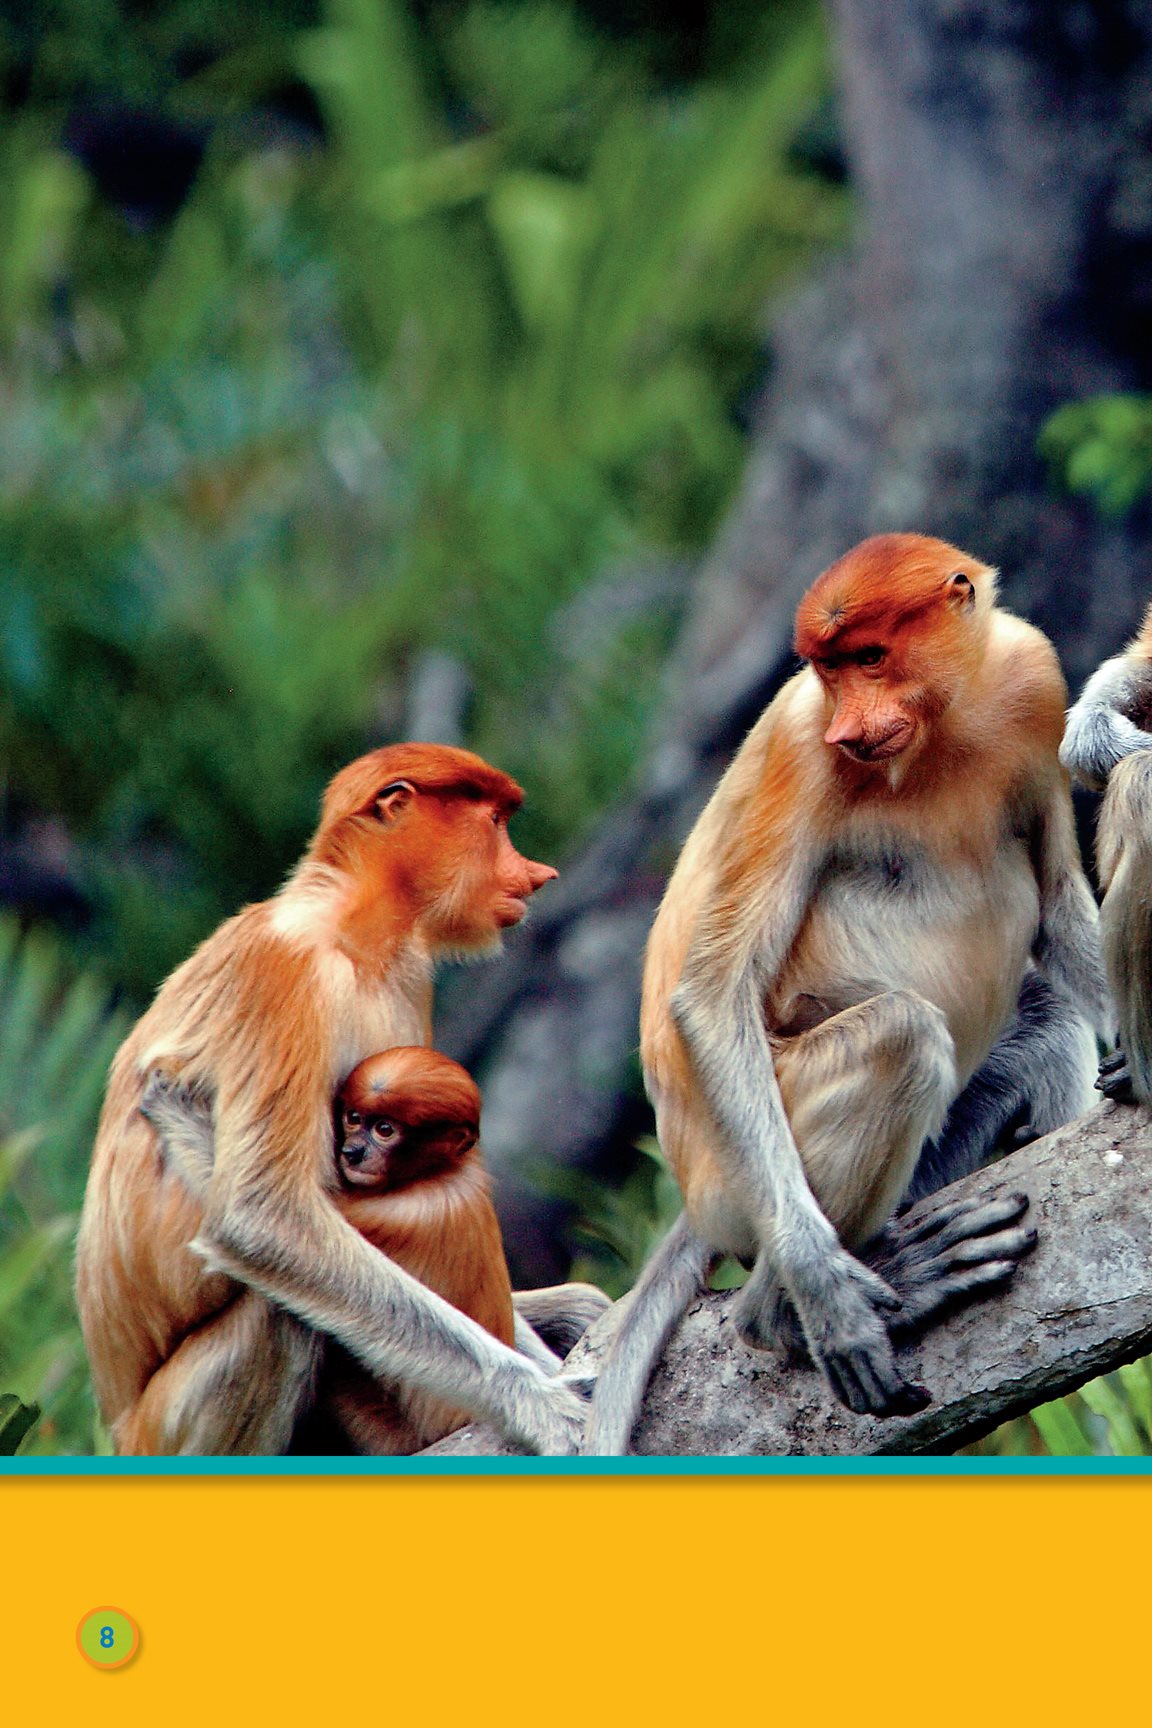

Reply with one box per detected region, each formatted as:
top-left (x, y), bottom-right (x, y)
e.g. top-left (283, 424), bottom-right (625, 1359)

top-left (77, 1606), bottom-right (140, 1670)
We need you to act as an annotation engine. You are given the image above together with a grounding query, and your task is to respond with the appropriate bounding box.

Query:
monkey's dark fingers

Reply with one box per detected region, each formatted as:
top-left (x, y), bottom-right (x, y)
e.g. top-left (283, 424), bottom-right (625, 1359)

top-left (822, 1347), bottom-right (931, 1418)
top-left (1099, 1049), bottom-right (1129, 1075)
top-left (889, 1259), bottom-right (1023, 1335)
top-left (139, 1077), bottom-right (189, 1130)
top-left (889, 1223), bottom-right (1037, 1286)
top-left (883, 1190), bottom-right (1029, 1252)
top-left (139, 1067), bottom-right (211, 1127)
top-left (843, 1260), bottom-right (904, 1313)
top-left (1096, 1057), bottom-right (1135, 1101)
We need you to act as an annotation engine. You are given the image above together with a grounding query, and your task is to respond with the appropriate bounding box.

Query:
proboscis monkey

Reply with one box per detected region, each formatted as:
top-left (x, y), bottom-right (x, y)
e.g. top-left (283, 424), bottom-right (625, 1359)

top-left (1061, 600), bottom-right (1152, 1103)
top-left (139, 1045), bottom-right (604, 1452)
top-left (584, 533), bottom-right (1107, 1453)
top-left (76, 744), bottom-right (605, 1455)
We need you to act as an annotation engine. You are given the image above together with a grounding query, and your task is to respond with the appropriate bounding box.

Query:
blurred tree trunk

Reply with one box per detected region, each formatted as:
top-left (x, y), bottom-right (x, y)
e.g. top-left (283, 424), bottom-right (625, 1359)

top-left (440, 0), bottom-right (1152, 1283)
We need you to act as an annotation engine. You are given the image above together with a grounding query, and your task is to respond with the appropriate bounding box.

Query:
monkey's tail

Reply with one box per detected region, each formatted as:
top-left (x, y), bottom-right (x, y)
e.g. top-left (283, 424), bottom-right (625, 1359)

top-left (1099, 751), bottom-right (1152, 1103)
top-left (580, 1211), bottom-right (711, 1457)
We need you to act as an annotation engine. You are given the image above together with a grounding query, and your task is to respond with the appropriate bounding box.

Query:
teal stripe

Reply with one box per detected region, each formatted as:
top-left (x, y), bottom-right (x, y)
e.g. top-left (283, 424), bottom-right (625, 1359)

top-left (2, 1455), bottom-right (1150, 1477)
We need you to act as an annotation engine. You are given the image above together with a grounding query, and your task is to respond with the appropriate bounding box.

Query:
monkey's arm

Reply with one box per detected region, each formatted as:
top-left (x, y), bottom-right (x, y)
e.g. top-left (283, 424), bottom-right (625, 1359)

top-left (140, 1071), bottom-right (216, 1185)
top-left (670, 821), bottom-right (923, 1418)
top-left (141, 1075), bottom-right (604, 1383)
top-left (1032, 773), bottom-right (1110, 1040)
top-left (903, 777), bottom-right (1105, 1195)
top-left (1060, 652), bottom-right (1152, 790)
top-left (153, 1073), bottom-right (589, 1455)
top-left (1093, 752), bottom-right (1152, 1102)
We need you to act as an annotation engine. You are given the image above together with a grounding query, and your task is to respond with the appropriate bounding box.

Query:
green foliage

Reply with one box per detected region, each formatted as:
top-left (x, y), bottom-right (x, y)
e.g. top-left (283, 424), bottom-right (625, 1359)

top-left (971, 1361), bottom-right (1152, 1458)
top-left (537, 1137), bottom-right (683, 1300)
top-left (1040, 394), bottom-right (1152, 517)
top-left (0, 1391), bottom-right (40, 1455)
top-left (0, 0), bottom-right (843, 996)
top-left (0, 918), bottom-right (128, 1454)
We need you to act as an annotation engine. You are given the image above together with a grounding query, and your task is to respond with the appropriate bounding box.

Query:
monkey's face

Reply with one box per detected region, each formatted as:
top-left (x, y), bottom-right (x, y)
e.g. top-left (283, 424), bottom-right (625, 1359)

top-left (798, 540), bottom-right (987, 769)
top-left (336, 1104), bottom-right (479, 1193)
top-left (412, 798), bottom-right (558, 951)
top-left (339, 1108), bottom-right (400, 1188)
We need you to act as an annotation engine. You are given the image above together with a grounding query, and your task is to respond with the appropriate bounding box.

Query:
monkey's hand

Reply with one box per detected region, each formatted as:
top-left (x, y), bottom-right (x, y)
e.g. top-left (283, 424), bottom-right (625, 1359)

top-left (139, 1068), bottom-right (216, 1192)
top-left (737, 1246), bottom-right (930, 1418)
top-left (1096, 1048), bottom-right (1136, 1103)
top-left (497, 1368), bottom-right (592, 1455)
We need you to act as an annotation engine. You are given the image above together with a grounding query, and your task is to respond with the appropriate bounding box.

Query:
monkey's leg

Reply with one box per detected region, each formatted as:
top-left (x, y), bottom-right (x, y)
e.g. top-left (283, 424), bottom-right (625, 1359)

top-left (735, 991), bottom-right (957, 1406)
top-left (114, 1292), bottom-right (322, 1456)
top-left (776, 991), bottom-right (959, 1249)
top-left (513, 1284), bottom-right (612, 1363)
top-left (1097, 753), bottom-right (1152, 1104)
top-left (905, 973), bottom-right (1096, 1203)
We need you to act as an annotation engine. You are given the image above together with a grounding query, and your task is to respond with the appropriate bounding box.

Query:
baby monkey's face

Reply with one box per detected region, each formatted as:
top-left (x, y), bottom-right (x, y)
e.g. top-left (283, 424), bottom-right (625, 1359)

top-left (334, 1049), bottom-right (482, 1195)
top-left (339, 1106), bottom-right (401, 1189)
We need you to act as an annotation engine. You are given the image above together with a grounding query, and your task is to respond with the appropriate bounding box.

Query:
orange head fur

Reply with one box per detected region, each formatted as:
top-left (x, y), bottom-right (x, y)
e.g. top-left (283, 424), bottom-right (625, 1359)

top-left (794, 533), bottom-right (996, 766)
top-left (306, 744), bottom-right (557, 953)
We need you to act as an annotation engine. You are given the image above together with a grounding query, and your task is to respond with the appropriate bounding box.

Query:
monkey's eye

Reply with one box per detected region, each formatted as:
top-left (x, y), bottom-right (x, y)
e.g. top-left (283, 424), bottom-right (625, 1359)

top-left (855, 646), bottom-right (885, 668)
top-left (371, 1120), bottom-right (397, 1142)
top-left (344, 1110), bottom-right (362, 1128)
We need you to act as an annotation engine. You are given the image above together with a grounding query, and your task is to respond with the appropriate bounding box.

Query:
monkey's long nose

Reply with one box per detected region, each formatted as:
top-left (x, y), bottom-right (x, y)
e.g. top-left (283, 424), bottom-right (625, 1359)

top-left (522, 857), bottom-right (559, 894)
top-left (824, 707), bottom-right (865, 747)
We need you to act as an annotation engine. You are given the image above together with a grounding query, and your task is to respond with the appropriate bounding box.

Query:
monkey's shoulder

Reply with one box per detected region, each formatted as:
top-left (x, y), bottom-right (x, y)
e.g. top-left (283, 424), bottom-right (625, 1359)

top-left (133, 902), bottom-right (324, 1081)
top-left (720, 672), bottom-right (826, 801)
top-left (983, 612), bottom-right (1067, 748)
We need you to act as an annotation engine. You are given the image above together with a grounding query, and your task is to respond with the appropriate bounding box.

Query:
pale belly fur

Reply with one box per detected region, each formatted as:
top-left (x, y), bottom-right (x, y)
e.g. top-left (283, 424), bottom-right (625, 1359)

top-left (768, 840), bottom-right (1040, 1087)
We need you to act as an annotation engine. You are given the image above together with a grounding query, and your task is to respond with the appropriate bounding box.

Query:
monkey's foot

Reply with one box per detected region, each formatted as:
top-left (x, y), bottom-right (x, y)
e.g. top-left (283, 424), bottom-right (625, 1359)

top-left (736, 1257), bottom-right (930, 1418)
top-left (867, 1190), bottom-right (1037, 1337)
top-left (1096, 1048), bottom-right (1136, 1102)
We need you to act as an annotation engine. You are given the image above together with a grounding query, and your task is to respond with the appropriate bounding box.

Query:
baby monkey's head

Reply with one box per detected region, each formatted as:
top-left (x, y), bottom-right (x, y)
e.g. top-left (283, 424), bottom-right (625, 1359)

top-left (336, 1047), bottom-right (481, 1193)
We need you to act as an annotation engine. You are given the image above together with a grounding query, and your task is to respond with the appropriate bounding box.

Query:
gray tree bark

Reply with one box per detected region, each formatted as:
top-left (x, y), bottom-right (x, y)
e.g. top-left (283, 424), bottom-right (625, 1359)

top-left (425, 1099), bottom-right (1152, 1456)
top-left (439, 0), bottom-right (1152, 1282)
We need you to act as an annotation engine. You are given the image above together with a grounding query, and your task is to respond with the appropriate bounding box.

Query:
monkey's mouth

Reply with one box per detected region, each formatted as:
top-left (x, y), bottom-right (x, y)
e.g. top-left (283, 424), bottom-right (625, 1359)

top-left (342, 1159), bottom-right (385, 1188)
top-left (838, 728), bottom-right (914, 763)
top-left (495, 897), bottom-right (528, 927)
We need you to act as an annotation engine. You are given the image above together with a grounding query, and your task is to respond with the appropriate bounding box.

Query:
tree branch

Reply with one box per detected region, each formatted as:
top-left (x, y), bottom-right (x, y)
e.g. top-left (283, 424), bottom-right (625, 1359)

top-left (423, 1101), bottom-right (1152, 1456)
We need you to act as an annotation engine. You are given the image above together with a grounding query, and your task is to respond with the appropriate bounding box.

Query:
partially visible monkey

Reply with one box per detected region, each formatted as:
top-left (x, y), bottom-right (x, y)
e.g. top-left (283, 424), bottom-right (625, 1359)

top-left (77, 744), bottom-right (603, 1456)
top-left (1060, 600), bottom-right (1152, 1104)
top-left (141, 1045), bottom-right (604, 1452)
top-left (584, 533), bottom-right (1106, 1454)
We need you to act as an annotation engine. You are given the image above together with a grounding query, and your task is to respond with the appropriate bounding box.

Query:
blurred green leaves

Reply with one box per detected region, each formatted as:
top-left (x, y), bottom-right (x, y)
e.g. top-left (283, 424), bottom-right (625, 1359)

top-left (1040, 393), bottom-right (1152, 517)
top-left (0, 1392), bottom-right (40, 1455)
top-left (0, 0), bottom-right (844, 995)
top-left (0, 918), bottom-right (127, 1454)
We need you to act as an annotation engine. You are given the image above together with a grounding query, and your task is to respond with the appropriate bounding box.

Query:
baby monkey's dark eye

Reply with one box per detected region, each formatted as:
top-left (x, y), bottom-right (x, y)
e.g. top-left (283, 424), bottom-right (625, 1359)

top-left (856, 646), bottom-right (885, 667)
top-left (371, 1120), bottom-right (397, 1142)
top-left (345, 1110), bottom-right (361, 1128)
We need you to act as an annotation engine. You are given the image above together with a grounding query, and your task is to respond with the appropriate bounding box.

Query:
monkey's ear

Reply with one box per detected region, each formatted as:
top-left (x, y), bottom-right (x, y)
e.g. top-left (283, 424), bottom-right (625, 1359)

top-left (375, 781), bottom-right (416, 823)
top-left (443, 1125), bottom-right (479, 1156)
top-left (947, 571), bottom-right (975, 611)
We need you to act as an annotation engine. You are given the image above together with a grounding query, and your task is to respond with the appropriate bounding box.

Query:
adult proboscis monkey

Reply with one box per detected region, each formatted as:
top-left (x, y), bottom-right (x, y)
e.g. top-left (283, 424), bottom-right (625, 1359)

top-left (584, 533), bottom-right (1106, 1453)
top-left (78, 744), bottom-right (605, 1455)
